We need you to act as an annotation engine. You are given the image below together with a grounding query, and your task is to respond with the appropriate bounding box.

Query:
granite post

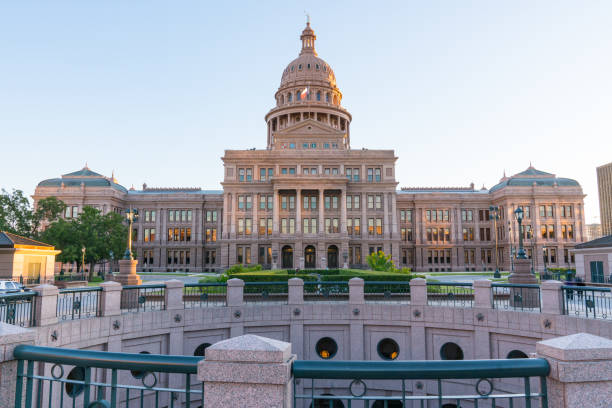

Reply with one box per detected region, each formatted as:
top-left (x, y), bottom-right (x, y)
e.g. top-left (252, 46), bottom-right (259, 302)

top-left (540, 280), bottom-right (564, 315)
top-left (227, 278), bottom-right (244, 307)
top-left (288, 278), bottom-right (304, 305)
top-left (536, 333), bottom-right (612, 408)
top-left (164, 279), bottom-right (185, 310)
top-left (99, 281), bottom-right (122, 316)
top-left (198, 334), bottom-right (295, 408)
top-left (349, 277), bottom-right (364, 304)
top-left (0, 323), bottom-right (36, 408)
top-left (409, 278), bottom-right (427, 306)
top-left (473, 279), bottom-right (493, 309)
top-left (32, 284), bottom-right (59, 326)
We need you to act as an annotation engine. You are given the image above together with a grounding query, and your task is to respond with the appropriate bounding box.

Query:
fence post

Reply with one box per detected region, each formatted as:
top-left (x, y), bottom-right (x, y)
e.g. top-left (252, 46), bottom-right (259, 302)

top-left (227, 278), bottom-right (244, 307)
top-left (164, 280), bottom-right (184, 310)
top-left (536, 332), bottom-right (612, 407)
top-left (409, 278), bottom-right (427, 306)
top-left (100, 281), bottom-right (122, 316)
top-left (198, 334), bottom-right (295, 407)
top-left (0, 322), bottom-right (36, 408)
top-left (288, 278), bottom-right (304, 305)
top-left (32, 284), bottom-right (59, 326)
top-left (349, 277), bottom-right (365, 304)
top-left (473, 279), bottom-right (493, 309)
top-left (541, 280), bottom-right (564, 315)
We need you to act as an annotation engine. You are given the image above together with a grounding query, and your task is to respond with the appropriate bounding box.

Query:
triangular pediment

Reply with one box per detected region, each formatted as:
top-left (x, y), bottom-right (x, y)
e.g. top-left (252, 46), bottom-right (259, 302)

top-left (275, 119), bottom-right (344, 136)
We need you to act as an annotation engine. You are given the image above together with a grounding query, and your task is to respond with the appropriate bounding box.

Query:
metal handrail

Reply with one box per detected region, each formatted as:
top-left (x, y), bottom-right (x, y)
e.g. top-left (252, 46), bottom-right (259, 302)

top-left (122, 284), bottom-right (166, 289)
top-left (493, 283), bottom-right (541, 288)
top-left (58, 287), bottom-right (103, 293)
top-left (561, 285), bottom-right (611, 292)
top-left (426, 282), bottom-right (473, 286)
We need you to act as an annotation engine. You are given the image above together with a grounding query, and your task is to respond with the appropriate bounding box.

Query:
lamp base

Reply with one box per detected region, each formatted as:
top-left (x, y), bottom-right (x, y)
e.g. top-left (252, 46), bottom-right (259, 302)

top-left (115, 259), bottom-right (142, 285)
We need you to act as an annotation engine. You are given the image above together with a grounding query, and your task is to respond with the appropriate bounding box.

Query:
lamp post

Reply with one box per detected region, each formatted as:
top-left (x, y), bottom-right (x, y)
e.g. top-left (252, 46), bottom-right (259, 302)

top-left (508, 205), bottom-right (539, 307)
top-left (514, 206), bottom-right (526, 259)
top-left (543, 247), bottom-right (548, 274)
top-left (124, 208), bottom-right (139, 260)
top-left (108, 250), bottom-right (114, 279)
top-left (489, 206), bottom-right (501, 278)
top-left (81, 247), bottom-right (86, 276)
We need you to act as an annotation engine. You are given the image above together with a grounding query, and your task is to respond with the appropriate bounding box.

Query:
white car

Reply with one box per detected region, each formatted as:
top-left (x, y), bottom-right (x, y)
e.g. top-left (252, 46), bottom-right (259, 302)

top-left (0, 281), bottom-right (26, 294)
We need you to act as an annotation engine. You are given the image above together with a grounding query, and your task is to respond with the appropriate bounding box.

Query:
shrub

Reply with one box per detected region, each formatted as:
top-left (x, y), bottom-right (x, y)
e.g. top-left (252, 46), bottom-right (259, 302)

top-left (366, 251), bottom-right (395, 272)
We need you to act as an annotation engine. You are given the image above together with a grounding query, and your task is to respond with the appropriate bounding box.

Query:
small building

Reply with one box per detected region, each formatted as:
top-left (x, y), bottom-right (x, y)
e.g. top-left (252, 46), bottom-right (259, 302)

top-left (574, 235), bottom-right (612, 283)
top-left (0, 231), bottom-right (60, 285)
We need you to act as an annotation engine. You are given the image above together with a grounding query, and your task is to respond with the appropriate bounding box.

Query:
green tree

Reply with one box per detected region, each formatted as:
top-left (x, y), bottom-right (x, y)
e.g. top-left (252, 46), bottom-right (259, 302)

top-left (366, 250), bottom-right (395, 272)
top-left (41, 207), bottom-right (127, 280)
top-left (31, 197), bottom-right (67, 235)
top-left (0, 189), bottom-right (66, 237)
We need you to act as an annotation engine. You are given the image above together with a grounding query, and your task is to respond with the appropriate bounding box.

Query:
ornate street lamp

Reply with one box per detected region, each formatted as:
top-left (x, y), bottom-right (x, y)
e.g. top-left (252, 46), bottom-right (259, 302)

top-left (489, 206), bottom-right (501, 278)
top-left (81, 247), bottom-right (86, 275)
top-left (124, 208), bottom-right (139, 260)
top-left (513, 206), bottom-right (526, 259)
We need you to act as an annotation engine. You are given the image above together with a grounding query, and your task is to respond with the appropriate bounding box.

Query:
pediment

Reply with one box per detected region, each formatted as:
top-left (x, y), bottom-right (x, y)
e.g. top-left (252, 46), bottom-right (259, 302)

top-left (275, 119), bottom-right (344, 136)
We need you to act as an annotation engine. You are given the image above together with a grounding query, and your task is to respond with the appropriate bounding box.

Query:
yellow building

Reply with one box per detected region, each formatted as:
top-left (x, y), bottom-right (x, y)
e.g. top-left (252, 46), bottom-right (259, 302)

top-left (0, 231), bottom-right (60, 284)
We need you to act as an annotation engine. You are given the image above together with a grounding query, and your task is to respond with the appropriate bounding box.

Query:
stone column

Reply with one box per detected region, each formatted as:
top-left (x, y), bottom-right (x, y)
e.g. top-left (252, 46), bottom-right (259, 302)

top-left (340, 188), bottom-right (347, 235)
top-left (536, 333), bottom-right (612, 408)
top-left (164, 279), bottom-right (184, 311)
top-left (473, 279), bottom-right (492, 309)
top-left (409, 278), bottom-right (427, 306)
top-left (100, 281), bottom-right (122, 316)
top-left (0, 322), bottom-right (36, 408)
top-left (349, 277), bottom-right (364, 304)
top-left (288, 278), bottom-right (304, 305)
top-left (318, 189), bottom-right (325, 236)
top-left (296, 189), bottom-right (301, 234)
top-left (273, 190), bottom-right (280, 234)
top-left (32, 284), bottom-right (59, 326)
top-left (227, 278), bottom-right (244, 307)
top-left (230, 194), bottom-right (237, 238)
top-left (383, 192), bottom-right (390, 240)
top-left (115, 259), bottom-right (141, 285)
top-left (222, 194), bottom-right (229, 239)
top-left (198, 335), bottom-right (295, 408)
top-left (541, 280), bottom-right (564, 315)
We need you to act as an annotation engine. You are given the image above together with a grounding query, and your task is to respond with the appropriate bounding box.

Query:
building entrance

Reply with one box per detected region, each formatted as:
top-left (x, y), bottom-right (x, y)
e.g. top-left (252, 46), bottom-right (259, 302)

top-left (327, 245), bottom-right (339, 268)
top-left (305, 245), bottom-right (316, 268)
top-left (282, 245), bottom-right (293, 269)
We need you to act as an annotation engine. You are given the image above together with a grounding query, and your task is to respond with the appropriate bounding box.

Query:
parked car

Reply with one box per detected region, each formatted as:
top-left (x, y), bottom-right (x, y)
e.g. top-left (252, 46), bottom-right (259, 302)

top-left (0, 280), bottom-right (27, 294)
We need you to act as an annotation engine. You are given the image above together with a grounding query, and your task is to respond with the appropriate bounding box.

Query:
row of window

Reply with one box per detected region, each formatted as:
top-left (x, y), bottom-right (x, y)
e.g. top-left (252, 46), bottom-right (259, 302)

top-left (238, 194), bottom-right (384, 211)
top-left (236, 167), bottom-right (382, 182)
top-left (167, 250), bottom-right (191, 265)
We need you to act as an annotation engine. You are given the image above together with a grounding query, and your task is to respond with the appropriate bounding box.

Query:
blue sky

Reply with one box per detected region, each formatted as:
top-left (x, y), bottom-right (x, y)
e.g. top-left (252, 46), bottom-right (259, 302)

top-left (1, 1), bottom-right (610, 222)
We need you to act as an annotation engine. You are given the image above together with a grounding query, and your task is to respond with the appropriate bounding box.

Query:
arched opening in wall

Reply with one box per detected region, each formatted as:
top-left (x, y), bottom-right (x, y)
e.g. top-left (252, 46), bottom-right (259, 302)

top-left (309, 395), bottom-right (345, 408)
top-left (372, 401), bottom-right (403, 408)
top-left (377, 338), bottom-right (400, 360)
top-left (131, 351), bottom-right (151, 378)
top-left (327, 245), bottom-right (339, 268)
top-left (281, 95), bottom-right (285, 104)
top-left (316, 91), bottom-right (321, 101)
top-left (315, 337), bottom-right (338, 359)
top-left (506, 350), bottom-right (528, 359)
top-left (441, 405), bottom-right (458, 408)
top-left (326, 93), bottom-right (330, 103)
top-left (65, 366), bottom-right (85, 398)
top-left (440, 342), bottom-right (464, 360)
top-left (194, 343), bottom-right (212, 357)
top-left (305, 245), bottom-right (316, 268)
top-left (282, 245), bottom-right (293, 268)
top-left (288, 93), bottom-right (292, 102)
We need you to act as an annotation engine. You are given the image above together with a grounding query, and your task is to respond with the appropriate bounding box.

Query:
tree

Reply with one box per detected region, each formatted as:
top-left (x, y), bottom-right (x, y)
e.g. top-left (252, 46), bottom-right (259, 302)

top-left (0, 189), bottom-right (66, 237)
top-left (41, 207), bottom-right (127, 279)
top-left (31, 197), bottom-right (67, 235)
top-left (366, 250), bottom-right (395, 272)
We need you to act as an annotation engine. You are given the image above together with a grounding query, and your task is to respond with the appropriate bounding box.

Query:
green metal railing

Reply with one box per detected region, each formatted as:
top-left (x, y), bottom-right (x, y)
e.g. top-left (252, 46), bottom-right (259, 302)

top-left (57, 287), bottom-right (102, 321)
top-left (0, 292), bottom-right (36, 327)
top-left (120, 284), bottom-right (166, 313)
top-left (427, 282), bottom-right (474, 307)
top-left (293, 358), bottom-right (549, 407)
top-left (492, 283), bottom-right (541, 312)
top-left (244, 282), bottom-right (289, 304)
top-left (562, 285), bottom-right (612, 319)
top-left (364, 281), bottom-right (411, 303)
top-left (183, 282), bottom-right (227, 308)
top-left (304, 281), bottom-right (350, 302)
top-left (13, 345), bottom-right (203, 408)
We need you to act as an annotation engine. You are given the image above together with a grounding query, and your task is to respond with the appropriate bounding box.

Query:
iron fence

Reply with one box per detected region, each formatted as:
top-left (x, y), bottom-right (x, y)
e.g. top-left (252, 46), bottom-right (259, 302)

top-left (120, 284), bottom-right (166, 313)
top-left (183, 283), bottom-right (227, 308)
top-left (57, 287), bottom-right (102, 321)
top-left (13, 345), bottom-right (203, 408)
top-left (0, 292), bottom-right (36, 327)
top-left (426, 282), bottom-right (474, 307)
top-left (244, 282), bottom-right (289, 304)
top-left (364, 281), bottom-right (411, 304)
top-left (562, 285), bottom-right (612, 319)
top-left (492, 283), bottom-right (541, 312)
top-left (293, 358), bottom-right (549, 408)
top-left (304, 281), bottom-right (350, 302)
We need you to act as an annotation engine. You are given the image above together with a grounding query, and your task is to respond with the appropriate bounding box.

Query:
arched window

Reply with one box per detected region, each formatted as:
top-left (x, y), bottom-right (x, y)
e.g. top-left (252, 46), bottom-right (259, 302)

top-left (506, 350), bottom-right (528, 359)
top-left (316, 91), bottom-right (321, 101)
top-left (296, 90), bottom-right (301, 101)
top-left (194, 343), bottom-right (212, 357)
top-left (288, 93), bottom-right (292, 102)
top-left (325, 93), bottom-right (330, 103)
top-left (281, 95), bottom-right (285, 104)
top-left (440, 342), bottom-right (464, 360)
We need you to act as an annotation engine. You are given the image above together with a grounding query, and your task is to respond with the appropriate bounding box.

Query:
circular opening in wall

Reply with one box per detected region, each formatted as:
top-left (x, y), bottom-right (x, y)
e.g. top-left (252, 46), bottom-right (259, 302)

top-left (372, 401), bottom-right (403, 408)
top-left (130, 351), bottom-right (151, 379)
top-left (194, 343), bottom-right (212, 357)
top-left (309, 394), bottom-right (345, 408)
top-left (65, 366), bottom-right (85, 398)
top-left (315, 337), bottom-right (338, 359)
top-left (377, 338), bottom-right (400, 360)
top-left (440, 342), bottom-right (464, 360)
top-left (506, 349), bottom-right (528, 359)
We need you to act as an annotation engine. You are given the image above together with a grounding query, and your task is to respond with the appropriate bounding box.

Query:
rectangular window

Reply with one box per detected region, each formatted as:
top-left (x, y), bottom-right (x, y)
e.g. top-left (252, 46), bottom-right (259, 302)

top-left (289, 168), bottom-right (295, 174)
top-left (167, 228), bottom-right (173, 241)
top-left (282, 196), bottom-right (287, 209)
top-left (168, 210), bottom-right (174, 222)
top-left (546, 205), bottom-right (553, 218)
top-left (539, 205), bottom-right (545, 218)
top-left (260, 168), bottom-right (266, 181)
top-left (187, 210), bottom-right (192, 221)
top-left (346, 168), bottom-right (352, 180)
top-left (354, 218), bottom-right (360, 235)
top-left (267, 196), bottom-right (273, 210)
top-left (268, 168), bottom-right (273, 179)
top-left (443, 210), bottom-right (449, 221)
top-left (375, 168), bottom-right (381, 182)
top-left (354, 195), bottom-right (360, 209)
top-left (237, 247), bottom-right (243, 264)
top-left (289, 218), bottom-right (295, 234)
top-left (311, 196), bottom-right (317, 209)
top-left (332, 196), bottom-right (338, 209)
top-left (281, 218), bottom-right (287, 234)
top-left (267, 218), bottom-right (273, 235)
top-left (65, 206), bottom-right (72, 218)
top-left (238, 219), bottom-right (244, 234)
top-left (303, 196), bottom-right (309, 209)
top-left (186, 228), bottom-right (191, 242)
top-left (246, 168), bottom-right (252, 182)
top-left (368, 218), bottom-right (374, 235)
top-left (303, 168), bottom-right (309, 175)
top-left (311, 218), bottom-right (317, 233)
top-left (238, 196), bottom-right (245, 210)
top-left (332, 218), bottom-right (339, 233)
top-left (347, 218), bottom-right (353, 235)
top-left (367, 168), bottom-right (373, 182)
top-left (347, 196), bottom-right (352, 209)
top-left (206, 211), bottom-right (212, 222)
top-left (259, 218), bottom-right (266, 235)
top-left (325, 196), bottom-right (331, 209)
top-left (303, 218), bottom-right (310, 234)
top-left (548, 225), bottom-right (555, 239)
top-left (239, 168), bottom-right (245, 182)
top-left (206, 228), bottom-right (211, 242)
top-left (426, 210), bottom-right (431, 222)
top-left (376, 218), bottom-right (382, 235)
top-left (562, 225), bottom-right (567, 239)
top-left (541, 225), bottom-right (547, 239)
top-left (368, 195), bottom-right (374, 209)
top-left (289, 196), bottom-right (295, 210)
top-left (353, 168), bottom-right (360, 182)
top-left (375, 195), bottom-right (382, 209)
top-left (444, 228), bottom-right (450, 242)
top-left (246, 196), bottom-right (252, 209)
top-left (325, 218), bottom-right (331, 233)
top-left (568, 224), bottom-right (574, 239)
top-left (245, 219), bottom-right (252, 235)
top-left (260, 195), bottom-right (266, 210)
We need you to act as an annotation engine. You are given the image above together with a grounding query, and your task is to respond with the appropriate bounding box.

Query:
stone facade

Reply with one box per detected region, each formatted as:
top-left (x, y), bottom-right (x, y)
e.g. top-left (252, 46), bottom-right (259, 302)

top-left (33, 24), bottom-right (586, 273)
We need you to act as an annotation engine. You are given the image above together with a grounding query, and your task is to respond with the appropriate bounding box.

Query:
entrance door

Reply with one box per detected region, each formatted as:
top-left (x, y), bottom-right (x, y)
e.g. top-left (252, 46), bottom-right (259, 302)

top-left (327, 245), bottom-right (339, 268)
top-left (305, 245), bottom-right (316, 268)
top-left (590, 261), bottom-right (604, 283)
top-left (282, 245), bottom-right (293, 269)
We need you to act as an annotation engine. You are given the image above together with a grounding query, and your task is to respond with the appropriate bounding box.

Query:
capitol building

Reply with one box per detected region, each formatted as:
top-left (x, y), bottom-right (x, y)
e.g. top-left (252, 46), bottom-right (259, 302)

top-left (34, 23), bottom-right (586, 273)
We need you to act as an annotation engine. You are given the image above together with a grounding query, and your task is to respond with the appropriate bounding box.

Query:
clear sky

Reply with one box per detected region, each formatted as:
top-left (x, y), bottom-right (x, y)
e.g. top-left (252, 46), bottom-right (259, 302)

top-left (1, 1), bottom-right (610, 222)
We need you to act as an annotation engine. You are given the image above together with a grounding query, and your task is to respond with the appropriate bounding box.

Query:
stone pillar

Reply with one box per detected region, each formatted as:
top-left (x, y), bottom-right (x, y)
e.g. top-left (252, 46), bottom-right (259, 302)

top-left (288, 278), bottom-right (304, 305)
top-left (383, 192), bottom-right (390, 240)
top-left (349, 277), bottom-right (364, 304)
top-left (541, 280), bottom-right (564, 315)
top-left (296, 189), bottom-right (301, 234)
top-left (0, 322), bottom-right (36, 408)
top-left (409, 278), bottom-right (427, 306)
top-left (536, 333), bottom-right (612, 408)
top-left (473, 279), bottom-right (492, 309)
top-left (508, 258), bottom-right (539, 307)
top-left (115, 259), bottom-right (141, 285)
top-left (227, 278), bottom-right (244, 307)
top-left (318, 189), bottom-right (325, 236)
top-left (164, 279), bottom-right (184, 311)
top-left (100, 281), bottom-right (122, 316)
top-left (273, 190), bottom-right (280, 234)
top-left (32, 284), bottom-right (59, 326)
top-left (198, 335), bottom-right (295, 408)
top-left (340, 188), bottom-right (347, 236)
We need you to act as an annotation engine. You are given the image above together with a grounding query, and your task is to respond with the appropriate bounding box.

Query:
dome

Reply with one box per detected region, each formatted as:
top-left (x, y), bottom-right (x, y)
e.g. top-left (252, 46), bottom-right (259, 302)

top-left (279, 23), bottom-right (337, 89)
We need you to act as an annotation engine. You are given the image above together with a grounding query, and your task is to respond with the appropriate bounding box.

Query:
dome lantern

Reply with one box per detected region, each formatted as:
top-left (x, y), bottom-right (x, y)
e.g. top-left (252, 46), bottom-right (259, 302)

top-left (300, 21), bottom-right (317, 56)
